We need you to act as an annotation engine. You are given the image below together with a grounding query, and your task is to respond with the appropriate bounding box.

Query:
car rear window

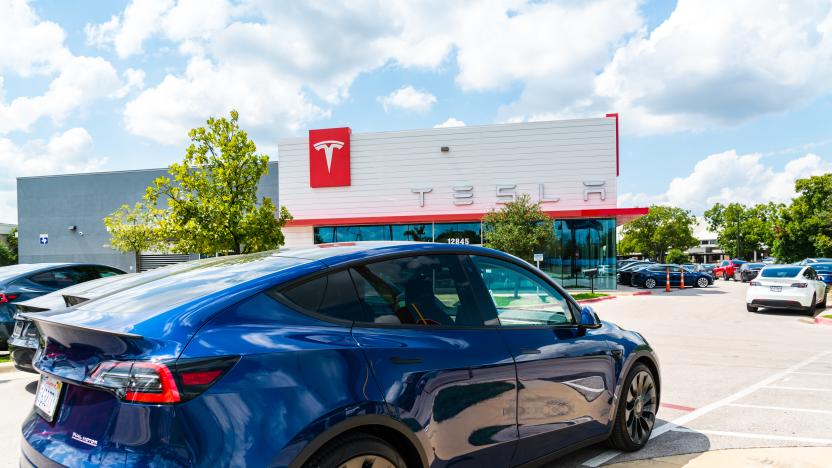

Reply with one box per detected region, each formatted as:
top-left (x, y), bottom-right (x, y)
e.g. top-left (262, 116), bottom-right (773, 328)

top-left (0, 264), bottom-right (59, 282)
top-left (761, 267), bottom-right (801, 278)
top-left (813, 264), bottom-right (832, 273)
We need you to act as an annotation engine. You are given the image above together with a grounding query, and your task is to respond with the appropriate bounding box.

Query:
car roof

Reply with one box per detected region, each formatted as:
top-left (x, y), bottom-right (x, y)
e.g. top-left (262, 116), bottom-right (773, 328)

top-left (0, 262), bottom-right (82, 283)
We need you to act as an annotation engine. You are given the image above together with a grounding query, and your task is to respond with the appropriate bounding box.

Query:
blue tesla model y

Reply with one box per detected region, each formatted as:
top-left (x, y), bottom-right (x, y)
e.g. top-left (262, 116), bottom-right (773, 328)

top-left (22, 243), bottom-right (660, 468)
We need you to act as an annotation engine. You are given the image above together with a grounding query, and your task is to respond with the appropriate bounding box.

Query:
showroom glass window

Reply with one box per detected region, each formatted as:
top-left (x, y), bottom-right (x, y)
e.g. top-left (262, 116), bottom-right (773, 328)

top-left (543, 218), bottom-right (616, 290)
top-left (314, 224), bottom-right (432, 243)
top-left (471, 255), bottom-right (574, 326)
top-left (433, 222), bottom-right (482, 245)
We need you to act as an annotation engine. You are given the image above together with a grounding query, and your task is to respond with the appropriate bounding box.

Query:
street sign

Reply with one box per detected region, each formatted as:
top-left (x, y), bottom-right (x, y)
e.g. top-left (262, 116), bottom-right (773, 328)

top-left (533, 253), bottom-right (544, 262)
top-left (39, 234), bottom-right (48, 245)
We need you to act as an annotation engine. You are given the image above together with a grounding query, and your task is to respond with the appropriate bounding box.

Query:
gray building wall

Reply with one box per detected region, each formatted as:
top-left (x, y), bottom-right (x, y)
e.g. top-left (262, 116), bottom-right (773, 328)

top-left (18, 162), bottom-right (279, 272)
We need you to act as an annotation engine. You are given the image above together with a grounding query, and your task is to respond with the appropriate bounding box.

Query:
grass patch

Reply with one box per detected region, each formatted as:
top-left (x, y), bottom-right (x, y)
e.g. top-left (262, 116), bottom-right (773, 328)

top-left (0, 353), bottom-right (9, 364)
top-left (823, 314), bottom-right (832, 319)
top-left (571, 292), bottom-right (609, 301)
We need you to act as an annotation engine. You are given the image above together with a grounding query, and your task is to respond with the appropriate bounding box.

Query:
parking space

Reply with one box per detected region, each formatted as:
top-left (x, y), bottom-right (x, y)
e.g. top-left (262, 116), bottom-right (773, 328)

top-left (556, 280), bottom-right (832, 466)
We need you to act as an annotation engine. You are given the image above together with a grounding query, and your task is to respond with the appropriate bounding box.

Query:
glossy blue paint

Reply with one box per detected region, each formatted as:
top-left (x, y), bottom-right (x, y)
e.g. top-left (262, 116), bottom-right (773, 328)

top-left (631, 267), bottom-right (714, 288)
top-left (22, 242), bottom-right (660, 468)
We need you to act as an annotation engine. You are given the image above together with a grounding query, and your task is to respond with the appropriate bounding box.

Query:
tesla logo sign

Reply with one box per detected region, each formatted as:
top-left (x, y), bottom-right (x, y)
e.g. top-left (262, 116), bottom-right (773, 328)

top-left (309, 127), bottom-right (351, 187)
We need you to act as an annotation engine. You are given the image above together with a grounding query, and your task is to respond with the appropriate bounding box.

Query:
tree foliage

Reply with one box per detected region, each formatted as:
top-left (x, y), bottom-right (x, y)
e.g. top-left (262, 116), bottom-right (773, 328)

top-left (665, 248), bottom-right (689, 265)
top-left (483, 194), bottom-right (553, 263)
top-left (105, 110), bottom-right (292, 257)
top-left (0, 227), bottom-right (17, 266)
top-left (618, 205), bottom-right (697, 262)
top-left (104, 202), bottom-right (164, 269)
top-left (772, 174), bottom-right (832, 262)
top-left (704, 202), bottom-right (783, 259)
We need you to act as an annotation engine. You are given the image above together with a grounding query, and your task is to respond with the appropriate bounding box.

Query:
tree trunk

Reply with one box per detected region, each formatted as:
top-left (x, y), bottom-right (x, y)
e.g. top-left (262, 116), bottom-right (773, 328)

top-left (134, 250), bottom-right (141, 272)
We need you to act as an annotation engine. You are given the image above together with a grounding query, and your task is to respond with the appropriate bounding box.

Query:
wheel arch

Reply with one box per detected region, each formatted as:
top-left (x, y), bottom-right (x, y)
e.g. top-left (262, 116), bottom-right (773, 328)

top-left (288, 414), bottom-right (428, 468)
top-left (610, 350), bottom-right (662, 425)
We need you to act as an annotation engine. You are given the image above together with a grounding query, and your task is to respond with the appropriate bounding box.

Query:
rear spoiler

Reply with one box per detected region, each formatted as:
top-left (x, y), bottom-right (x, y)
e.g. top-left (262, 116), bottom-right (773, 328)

top-left (22, 313), bottom-right (143, 339)
top-left (14, 304), bottom-right (49, 313)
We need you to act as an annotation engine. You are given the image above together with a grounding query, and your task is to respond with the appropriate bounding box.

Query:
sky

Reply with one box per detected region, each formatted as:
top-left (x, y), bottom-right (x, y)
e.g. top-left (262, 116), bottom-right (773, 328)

top-left (1, 0), bottom-right (831, 224)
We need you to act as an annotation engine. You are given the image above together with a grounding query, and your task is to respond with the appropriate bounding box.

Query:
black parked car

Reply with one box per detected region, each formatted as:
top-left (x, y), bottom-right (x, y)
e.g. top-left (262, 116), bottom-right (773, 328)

top-left (735, 262), bottom-right (765, 282)
top-left (617, 261), bottom-right (654, 286)
top-left (0, 263), bottom-right (125, 349)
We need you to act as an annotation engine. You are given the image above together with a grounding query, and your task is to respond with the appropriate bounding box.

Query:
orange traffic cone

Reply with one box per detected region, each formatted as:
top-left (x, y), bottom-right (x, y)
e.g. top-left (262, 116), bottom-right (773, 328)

top-left (665, 267), bottom-right (671, 292)
top-left (680, 266), bottom-right (685, 289)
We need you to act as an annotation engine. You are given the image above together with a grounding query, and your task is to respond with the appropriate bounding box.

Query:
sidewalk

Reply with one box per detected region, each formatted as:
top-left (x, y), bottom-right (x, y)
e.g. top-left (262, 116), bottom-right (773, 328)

top-left (606, 447), bottom-right (832, 467)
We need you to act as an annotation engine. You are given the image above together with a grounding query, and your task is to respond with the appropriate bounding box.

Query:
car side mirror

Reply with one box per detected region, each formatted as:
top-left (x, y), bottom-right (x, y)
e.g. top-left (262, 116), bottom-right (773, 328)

top-left (579, 306), bottom-right (602, 329)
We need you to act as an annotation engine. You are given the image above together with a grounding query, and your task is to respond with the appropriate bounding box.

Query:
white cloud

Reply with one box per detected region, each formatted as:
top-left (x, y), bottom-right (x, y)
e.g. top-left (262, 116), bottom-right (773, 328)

top-left (0, 128), bottom-right (106, 223)
top-left (0, 0), bottom-right (70, 76)
top-left (534, 0), bottom-right (832, 135)
top-left (620, 150), bottom-right (832, 212)
top-left (112, 68), bottom-right (146, 98)
top-left (434, 117), bottom-right (466, 128)
top-left (378, 86), bottom-right (437, 113)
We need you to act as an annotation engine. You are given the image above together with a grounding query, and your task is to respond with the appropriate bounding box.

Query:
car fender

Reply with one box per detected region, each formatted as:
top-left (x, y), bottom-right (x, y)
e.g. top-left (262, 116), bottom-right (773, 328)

top-left (607, 348), bottom-right (661, 430)
top-left (284, 410), bottom-right (429, 468)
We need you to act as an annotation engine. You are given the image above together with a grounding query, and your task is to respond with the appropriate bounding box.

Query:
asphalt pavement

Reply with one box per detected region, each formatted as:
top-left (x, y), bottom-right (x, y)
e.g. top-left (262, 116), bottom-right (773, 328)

top-left (0, 279), bottom-right (829, 467)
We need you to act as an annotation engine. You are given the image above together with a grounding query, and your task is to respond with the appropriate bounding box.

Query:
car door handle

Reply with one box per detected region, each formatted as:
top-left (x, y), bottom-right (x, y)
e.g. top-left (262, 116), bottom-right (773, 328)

top-left (519, 348), bottom-right (542, 355)
top-left (390, 356), bottom-right (423, 365)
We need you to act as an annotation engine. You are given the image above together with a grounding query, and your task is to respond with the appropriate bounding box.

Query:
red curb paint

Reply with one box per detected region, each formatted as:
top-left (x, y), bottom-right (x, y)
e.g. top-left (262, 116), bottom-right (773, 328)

top-left (576, 296), bottom-right (618, 304)
top-left (632, 291), bottom-right (653, 296)
top-left (814, 316), bottom-right (832, 326)
top-left (661, 403), bottom-right (696, 412)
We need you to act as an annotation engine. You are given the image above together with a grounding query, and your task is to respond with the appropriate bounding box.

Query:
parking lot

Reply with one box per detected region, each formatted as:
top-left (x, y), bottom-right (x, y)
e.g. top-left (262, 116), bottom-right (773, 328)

top-left (0, 279), bottom-right (830, 467)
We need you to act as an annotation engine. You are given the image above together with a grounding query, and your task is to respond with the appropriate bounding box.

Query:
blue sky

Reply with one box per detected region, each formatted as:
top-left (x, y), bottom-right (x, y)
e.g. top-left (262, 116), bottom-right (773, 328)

top-left (1, 0), bottom-right (831, 223)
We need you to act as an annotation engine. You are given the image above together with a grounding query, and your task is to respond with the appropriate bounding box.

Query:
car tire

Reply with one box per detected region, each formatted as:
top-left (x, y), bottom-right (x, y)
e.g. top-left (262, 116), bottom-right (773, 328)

top-left (819, 293), bottom-right (828, 309)
top-left (644, 278), bottom-right (657, 289)
top-left (807, 293), bottom-right (817, 315)
top-left (304, 432), bottom-right (406, 468)
top-left (608, 363), bottom-right (658, 452)
top-left (723, 272), bottom-right (729, 281)
top-left (746, 304), bottom-right (758, 312)
top-left (697, 277), bottom-right (709, 288)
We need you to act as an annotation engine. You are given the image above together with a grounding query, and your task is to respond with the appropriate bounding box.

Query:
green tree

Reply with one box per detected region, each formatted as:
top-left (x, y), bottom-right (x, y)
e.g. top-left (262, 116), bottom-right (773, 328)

top-left (104, 202), bottom-right (164, 271)
top-left (6, 227), bottom-right (17, 260)
top-left (482, 194), bottom-right (554, 263)
top-left (0, 242), bottom-right (14, 266)
top-left (141, 110), bottom-right (292, 255)
top-left (773, 173), bottom-right (832, 262)
top-left (665, 248), bottom-right (689, 265)
top-left (705, 202), bottom-right (783, 260)
top-left (618, 205), bottom-right (697, 262)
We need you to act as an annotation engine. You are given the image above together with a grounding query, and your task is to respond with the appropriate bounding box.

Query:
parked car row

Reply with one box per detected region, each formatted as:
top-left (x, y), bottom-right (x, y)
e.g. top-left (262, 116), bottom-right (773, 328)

top-left (746, 265), bottom-right (828, 314)
top-left (617, 261), bottom-right (714, 289)
top-left (7, 243), bottom-right (662, 468)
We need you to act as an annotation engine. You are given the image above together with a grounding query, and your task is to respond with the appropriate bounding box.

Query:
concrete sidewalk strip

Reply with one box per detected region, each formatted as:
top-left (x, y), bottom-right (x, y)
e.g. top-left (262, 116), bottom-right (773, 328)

top-left (604, 447), bottom-right (832, 468)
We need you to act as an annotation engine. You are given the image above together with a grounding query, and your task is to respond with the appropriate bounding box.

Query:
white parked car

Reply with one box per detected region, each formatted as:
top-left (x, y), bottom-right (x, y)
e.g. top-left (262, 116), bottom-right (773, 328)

top-left (746, 265), bottom-right (827, 313)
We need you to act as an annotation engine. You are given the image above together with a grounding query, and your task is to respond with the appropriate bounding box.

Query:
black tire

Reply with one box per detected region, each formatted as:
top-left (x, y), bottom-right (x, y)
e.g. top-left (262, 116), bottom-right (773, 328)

top-left (722, 272), bottom-right (729, 281)
top-left (820, 293), bottom-right (828, 309)
top-left (608, 363), bottom-right (658, 452)
top-left (644, 278), bottom-right (657, 289)
top-left (304, 433), bottom-right (406, 468)
top-left (807, 294), bottom-right (817, 315)
top-left (746, 304), bottom-right (758, 312)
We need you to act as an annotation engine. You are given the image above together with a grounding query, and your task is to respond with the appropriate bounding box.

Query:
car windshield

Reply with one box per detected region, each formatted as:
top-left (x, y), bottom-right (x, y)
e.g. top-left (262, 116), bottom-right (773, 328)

top-left (813, 264), bottom-right (832, 273)
top-left (760, 267), bottom-right (801, 278)
top-left (731, 260), bottom-right (747, 265)
top-left (747, 263), bottom-right (765, 269)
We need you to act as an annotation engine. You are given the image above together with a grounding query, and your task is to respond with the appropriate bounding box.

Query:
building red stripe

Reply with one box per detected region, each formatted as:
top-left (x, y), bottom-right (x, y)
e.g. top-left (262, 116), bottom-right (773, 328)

top-left (284, 207), bottom-right (649, 227)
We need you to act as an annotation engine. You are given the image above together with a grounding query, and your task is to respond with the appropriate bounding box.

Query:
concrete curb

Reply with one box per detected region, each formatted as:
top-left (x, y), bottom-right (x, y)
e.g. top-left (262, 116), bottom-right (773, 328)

top-left (577, 296), bottom-right (618, 304)
top-left (632, 291), bottom-right (652, 296)
top-left (814, 316), bottom-right (832, 326)
top-left (0, 362), bottom-right (16, 374)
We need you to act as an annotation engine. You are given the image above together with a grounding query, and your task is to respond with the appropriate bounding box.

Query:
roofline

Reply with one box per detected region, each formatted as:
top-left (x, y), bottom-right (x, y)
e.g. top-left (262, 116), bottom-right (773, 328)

top-left (17, 161), bottom-right (279, 181)
top-left (278, 115), bottom-right (615, 145)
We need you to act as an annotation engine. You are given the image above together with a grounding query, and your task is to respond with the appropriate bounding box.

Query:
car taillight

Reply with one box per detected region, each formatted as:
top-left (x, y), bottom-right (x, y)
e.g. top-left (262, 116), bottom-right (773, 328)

top-left (86, 356), bottom-right (238, 404)
top-left (749, 281), bottom-right (761, 286)
top-left (790, 283), bottom-right (808, 288)
top-left (0, 293), bottom-right (19, 303)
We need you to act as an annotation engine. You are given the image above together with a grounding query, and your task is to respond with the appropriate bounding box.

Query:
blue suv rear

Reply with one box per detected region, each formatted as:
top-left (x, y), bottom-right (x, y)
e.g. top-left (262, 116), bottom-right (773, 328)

top-left (22, 243), bottom-right (660, 467)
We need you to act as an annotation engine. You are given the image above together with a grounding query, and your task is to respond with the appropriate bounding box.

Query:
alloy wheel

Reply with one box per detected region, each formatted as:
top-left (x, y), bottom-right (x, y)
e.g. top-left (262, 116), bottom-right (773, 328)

top-left (645, 278), bottom-right (656, 289)
top-left (697, 277), bottom-right (708, 288)
top-left (339, 455), bottom-right (397, 468)
top-left (624, 370), bottom-right (657, 446)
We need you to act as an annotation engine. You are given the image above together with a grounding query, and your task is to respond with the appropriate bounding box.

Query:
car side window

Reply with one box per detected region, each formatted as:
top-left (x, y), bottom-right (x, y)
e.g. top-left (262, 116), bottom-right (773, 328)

top-left (96, 266), bottom-right (123, 278)
top-left (349, 254), bottom-right (484, 327)
top-left (280, 270), bottom-right (366, 322)
top-left (804, 269), bottom-right (816, 280)
top-left (28, 271), bottom-right (57, 288)
top-left (470, 255), bottom-right (575, 326)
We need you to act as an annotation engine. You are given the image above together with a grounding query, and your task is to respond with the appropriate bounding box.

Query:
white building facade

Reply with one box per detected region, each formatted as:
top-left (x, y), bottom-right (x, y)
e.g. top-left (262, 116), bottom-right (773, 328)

top-left (279, 116), bottom-right (646, 290)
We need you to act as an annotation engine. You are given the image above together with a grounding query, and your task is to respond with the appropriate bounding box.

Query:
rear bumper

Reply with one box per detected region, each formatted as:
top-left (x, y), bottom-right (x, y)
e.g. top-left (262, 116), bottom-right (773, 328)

top-left (20, 437), bottom-right (65, 468)
top-left (749, 299), bottom-right (806, 309)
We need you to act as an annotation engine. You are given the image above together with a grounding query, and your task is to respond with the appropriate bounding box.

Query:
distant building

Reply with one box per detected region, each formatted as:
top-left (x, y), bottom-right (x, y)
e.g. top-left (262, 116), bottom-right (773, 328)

top-left (686, 217), bottom-right (723, 263)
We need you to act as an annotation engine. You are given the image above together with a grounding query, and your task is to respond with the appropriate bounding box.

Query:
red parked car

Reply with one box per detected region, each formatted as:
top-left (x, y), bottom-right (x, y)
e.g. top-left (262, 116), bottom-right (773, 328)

top-left (713, 259), bottom-right (747, 280)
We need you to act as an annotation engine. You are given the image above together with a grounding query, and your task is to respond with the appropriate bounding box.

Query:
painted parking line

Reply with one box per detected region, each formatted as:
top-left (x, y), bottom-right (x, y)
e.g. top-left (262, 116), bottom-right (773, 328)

top-left (727, 403), bottom-right (832, 415)
top-left (660, 403), bottom-right (695, 412)
top-left (581, 349), bottom-right (832, 467)
top-left (787, 371), bottom-right (832, 377)
top-left (764, 386), bottom-right (832, 392)
top-left (670, 427), bottom-right (832, 445)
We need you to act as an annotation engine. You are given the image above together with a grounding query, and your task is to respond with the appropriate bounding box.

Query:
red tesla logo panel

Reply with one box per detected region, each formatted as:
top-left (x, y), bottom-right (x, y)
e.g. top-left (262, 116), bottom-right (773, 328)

top-left (309, 127), bottom-right (351, 188)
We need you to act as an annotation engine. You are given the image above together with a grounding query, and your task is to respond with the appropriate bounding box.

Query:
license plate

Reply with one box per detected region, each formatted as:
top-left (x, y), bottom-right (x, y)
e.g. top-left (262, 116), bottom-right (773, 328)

top-left (770, 286), bottom-right (782, 292)
top-left (35, 375), bottom-right (63, 422)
